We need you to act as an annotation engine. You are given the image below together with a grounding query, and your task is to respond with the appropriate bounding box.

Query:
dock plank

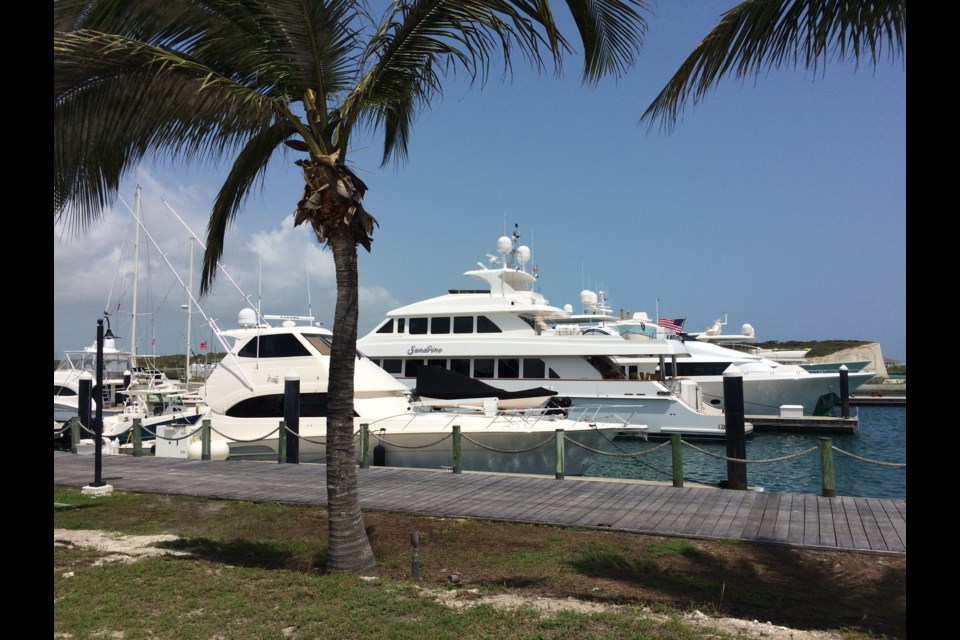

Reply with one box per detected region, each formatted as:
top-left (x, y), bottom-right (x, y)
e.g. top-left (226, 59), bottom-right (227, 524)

top-left (53, 452), bottom-right (905, 554)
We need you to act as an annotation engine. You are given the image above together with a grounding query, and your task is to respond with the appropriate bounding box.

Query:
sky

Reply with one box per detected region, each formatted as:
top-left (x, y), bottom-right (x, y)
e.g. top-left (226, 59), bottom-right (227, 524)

top-left (53, 2), bottom-right (907, 365)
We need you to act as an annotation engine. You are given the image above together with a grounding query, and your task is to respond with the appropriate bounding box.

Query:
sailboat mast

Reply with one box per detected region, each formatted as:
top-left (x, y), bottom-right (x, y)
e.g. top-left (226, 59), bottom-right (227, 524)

top-left (130, 185), bottom-right (141, 368)
top-left (185, 237), bottom-right (194, 385)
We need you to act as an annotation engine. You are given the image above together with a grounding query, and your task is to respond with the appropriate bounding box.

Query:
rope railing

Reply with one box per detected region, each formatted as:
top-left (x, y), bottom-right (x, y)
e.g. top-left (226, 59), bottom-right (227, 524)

top-left (65, 414), bottom-right (905, 497)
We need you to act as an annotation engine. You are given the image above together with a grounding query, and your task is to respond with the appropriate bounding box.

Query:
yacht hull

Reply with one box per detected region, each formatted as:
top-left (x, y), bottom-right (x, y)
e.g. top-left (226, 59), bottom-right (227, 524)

top-left (205, 412), bottom-right (648, 476)
top-left (695, 371), bottom-right (875, 416)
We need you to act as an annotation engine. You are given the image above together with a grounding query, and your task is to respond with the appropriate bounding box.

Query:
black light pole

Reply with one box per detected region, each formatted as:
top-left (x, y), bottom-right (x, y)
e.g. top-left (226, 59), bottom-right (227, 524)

top-left (92, 319), bottom-right (106, 487)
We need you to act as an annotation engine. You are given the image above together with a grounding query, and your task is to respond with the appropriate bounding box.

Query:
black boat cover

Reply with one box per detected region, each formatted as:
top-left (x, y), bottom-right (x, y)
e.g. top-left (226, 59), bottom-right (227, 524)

top-left (414, 365), bottom-right (558, 402)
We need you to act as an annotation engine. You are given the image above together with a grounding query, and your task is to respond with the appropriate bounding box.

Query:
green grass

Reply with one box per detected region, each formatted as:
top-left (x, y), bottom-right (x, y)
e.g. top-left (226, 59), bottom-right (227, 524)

top-left (53, 486), bottom-right (903, 639)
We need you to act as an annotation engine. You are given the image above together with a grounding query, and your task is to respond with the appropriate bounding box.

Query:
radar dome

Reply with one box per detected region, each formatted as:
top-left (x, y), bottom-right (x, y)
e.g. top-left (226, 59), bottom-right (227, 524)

top-left (238, 308), bottom-right (258, 327)
top-left (564, 304), bottom-right (573, 313)
top-left (497, 236), bottom-right (512, 254)
top-left (580, 290), bottom-right (598, 306)
top-left (741, 323), bottom-right (755, 338)
top-left (518, 245), bottom-right (531, 264)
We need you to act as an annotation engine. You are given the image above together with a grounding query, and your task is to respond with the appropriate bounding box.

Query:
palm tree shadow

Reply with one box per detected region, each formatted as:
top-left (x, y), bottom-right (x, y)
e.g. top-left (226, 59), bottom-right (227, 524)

top-left (567, 541), bottom-right (905, 639)
top-left (158, 537), bottom-right (297, 570)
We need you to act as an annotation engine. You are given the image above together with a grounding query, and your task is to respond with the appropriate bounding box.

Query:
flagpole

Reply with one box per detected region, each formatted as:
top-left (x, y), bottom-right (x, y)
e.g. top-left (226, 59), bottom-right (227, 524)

top-left (656, 298), bottom-right (659, 323)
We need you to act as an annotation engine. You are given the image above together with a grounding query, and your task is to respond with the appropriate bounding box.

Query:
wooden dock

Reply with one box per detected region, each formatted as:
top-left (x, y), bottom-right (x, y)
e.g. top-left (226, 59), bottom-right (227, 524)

top-left (53, 451), bottom-right (905, 555)
top-left (849, 394), bottom-right (906, 407)
top-left (746, 414), bottom-right (859, 434)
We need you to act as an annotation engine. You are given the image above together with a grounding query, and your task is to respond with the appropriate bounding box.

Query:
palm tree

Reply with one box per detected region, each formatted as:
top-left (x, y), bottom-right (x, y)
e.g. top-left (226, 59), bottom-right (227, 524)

top-left (54, 0), bottom-right (649, 574)
top-left (641, 0), bottom-right (906, 130)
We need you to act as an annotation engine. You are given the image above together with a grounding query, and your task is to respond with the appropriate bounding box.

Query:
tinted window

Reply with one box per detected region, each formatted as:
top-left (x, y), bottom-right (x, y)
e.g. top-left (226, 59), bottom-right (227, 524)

top-left (451, 358), bottom-right (471, 375)
top-left (522, 359), bottom-right (545, 378)
top-left (427, 358), bottom-right (447, 368)
top-left (431, 317), bottom-right (450, 334)
top-left (226, 393), bottom-right (357, 418)
top-left (375, 319), bottom-right (395, 334)
top-left (397, 318), bottom-right (405, 333)
top-left (303, 334), bottom-right (333, 355)
top-left (382, 359), bottom-right (403, 374)
top-left (474, 358), bottom-right (494, 378)
top-left (453, 316), bottom-right (473, 333)
top-left (54, 385), bottom-right (77, 397)
top-left (404, 359), bottom-right (424, 377)
top-left (476, 316), bottom-right (501, 333)
top-left (238, 334), bottom-right (310, 358)
top-left (498, 358), bottom-right (520, 378)
top-left (409, 318), bottom-right (428, 334)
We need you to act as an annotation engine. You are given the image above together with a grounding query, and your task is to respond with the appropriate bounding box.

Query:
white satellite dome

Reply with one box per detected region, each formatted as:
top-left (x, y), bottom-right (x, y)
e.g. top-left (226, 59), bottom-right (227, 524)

top-left (238, 308), bottom-right (258, 328)
top-left (496, 235), bottom-right (512, 254)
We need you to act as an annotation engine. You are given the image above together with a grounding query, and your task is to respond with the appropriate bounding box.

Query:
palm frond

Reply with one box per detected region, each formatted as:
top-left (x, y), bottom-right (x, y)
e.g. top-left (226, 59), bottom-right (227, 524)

top-left (54, 30), bottom-right (292, 228)
top-left (641, 0), bottom-right (906, 132)
top-left (563, 0), bottom-right (649, 82)
top-left (201, 121), bottom-right (297, 295)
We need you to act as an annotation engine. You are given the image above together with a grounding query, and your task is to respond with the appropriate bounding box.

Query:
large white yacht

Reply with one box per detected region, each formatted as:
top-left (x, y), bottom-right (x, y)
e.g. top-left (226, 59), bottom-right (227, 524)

top-left (357, 229), bottom-right (749, 439)
top-left (578, 304), bottom-right (876, 416)
top-left (192, 308), bottom-right (648, 475)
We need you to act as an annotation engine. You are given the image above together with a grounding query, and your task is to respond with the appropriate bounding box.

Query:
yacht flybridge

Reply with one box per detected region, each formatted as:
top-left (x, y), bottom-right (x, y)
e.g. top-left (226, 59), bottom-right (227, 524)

top-left (194, 308), bottom-right (649, 475)
top-left (357, 228), bottom-right (749, 438)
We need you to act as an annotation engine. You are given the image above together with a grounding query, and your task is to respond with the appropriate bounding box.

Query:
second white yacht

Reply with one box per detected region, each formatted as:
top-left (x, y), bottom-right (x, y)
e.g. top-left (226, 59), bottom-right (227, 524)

top-left (357, 228), bottom-right (749, 439)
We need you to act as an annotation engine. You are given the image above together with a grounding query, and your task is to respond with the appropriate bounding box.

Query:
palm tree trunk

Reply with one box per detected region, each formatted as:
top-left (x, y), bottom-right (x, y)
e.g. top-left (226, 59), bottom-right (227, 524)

top-left (325, 234), bottom-right (377, 574)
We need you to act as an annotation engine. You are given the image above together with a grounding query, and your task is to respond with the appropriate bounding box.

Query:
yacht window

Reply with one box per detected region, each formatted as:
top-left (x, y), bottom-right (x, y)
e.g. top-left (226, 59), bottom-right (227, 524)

top-left (382, 359), bottom-right (403, 374)
top-left (54, 385), bottom-right (77, 397)
top-left (522, 359), bottom-right (546, 378)
top-left (476, 316), bottom-right (501, 333)
top-left (238, 334), bottom-right (310, 358)
top-left (397, 318), bottom-right (405, 334)
top-left (498, 358), bottom-right (520, 379)
top-left (453, 316), bottom-right (473, 333)
top-left (451, 358), bottom-right (471, 376)
top-left (409, 317), bottom-right (428, 334)
top-left (303, 334), bottom-right (333, 356)
top-left (431, 317), bottom-right (450, 334)
top-left (549, 368), bottom-right (560, 379)
top-left (375, 319), bottom-right (395, 334)
top-left (225, 393), bottom-right (358, 418)
top-left (676, 362), bottom-right (729, 376)
top-left (587, 356), bottom-right (626, 380)
top-left (427, 358), bottom-right (447, 369)
top-left (404, 359), bottom-right (424, 377)
top-left (474, 358), bottom-right (494, 378)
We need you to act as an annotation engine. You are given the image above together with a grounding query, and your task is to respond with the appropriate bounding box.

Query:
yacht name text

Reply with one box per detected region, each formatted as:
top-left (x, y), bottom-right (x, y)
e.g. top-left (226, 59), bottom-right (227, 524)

top-left (407, 345), bottom-right (443, 355)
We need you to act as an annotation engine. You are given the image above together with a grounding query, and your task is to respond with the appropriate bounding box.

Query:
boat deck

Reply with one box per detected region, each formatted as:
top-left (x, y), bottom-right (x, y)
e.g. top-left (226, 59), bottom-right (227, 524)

top-left (53, 451), bottom-right (905, 555)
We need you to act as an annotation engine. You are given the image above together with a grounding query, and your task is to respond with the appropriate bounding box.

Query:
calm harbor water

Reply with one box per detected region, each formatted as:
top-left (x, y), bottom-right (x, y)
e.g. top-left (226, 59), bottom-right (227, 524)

top-left (586, 405), bottom-right (906, 500)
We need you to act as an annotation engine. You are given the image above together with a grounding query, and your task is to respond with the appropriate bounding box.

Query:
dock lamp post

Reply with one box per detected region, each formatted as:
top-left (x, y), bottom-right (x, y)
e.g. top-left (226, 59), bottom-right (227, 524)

top-left (86, 319), bottom-right (110, 493)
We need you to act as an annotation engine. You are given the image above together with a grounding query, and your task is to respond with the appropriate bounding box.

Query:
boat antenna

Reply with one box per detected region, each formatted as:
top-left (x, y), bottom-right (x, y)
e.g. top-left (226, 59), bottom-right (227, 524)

top-left (121, 206), bottom-right (255, 391)
top-left (307, 271), bottom-right (314, 325)
top-left (158, 199), bottom-right (263, 325)
top-left (118, 194), bottom-right (256, 390)
top-left (130, 185), bottom-right (142, 366)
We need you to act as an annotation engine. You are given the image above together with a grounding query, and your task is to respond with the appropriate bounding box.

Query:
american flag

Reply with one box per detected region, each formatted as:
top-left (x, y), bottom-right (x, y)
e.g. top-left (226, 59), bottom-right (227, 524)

top-left (657, 317), bottom-right (685, 334)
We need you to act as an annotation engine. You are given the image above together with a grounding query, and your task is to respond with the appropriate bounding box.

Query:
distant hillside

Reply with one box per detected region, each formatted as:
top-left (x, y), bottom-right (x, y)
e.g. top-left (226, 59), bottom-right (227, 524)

top-left (750, 340), bottom-right (871, 359)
